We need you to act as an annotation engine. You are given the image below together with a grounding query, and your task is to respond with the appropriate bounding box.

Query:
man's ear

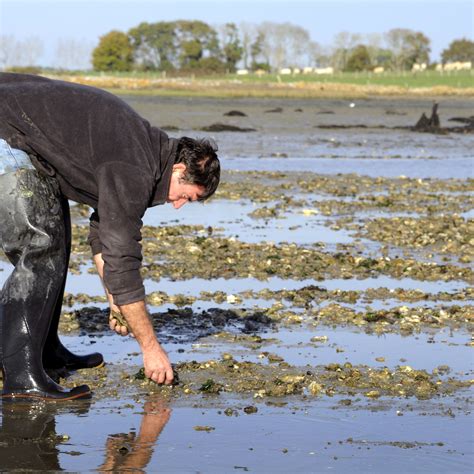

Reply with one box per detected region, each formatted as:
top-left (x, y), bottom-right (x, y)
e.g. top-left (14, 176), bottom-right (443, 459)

top-left (172, 163), bottom-right (186, 173)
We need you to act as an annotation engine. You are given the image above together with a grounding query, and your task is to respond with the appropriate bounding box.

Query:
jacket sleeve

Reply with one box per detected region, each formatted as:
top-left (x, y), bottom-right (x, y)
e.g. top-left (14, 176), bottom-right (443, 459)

top-left (95, 161), bottom-right (153, 306)
top-left (87, 210), bottom-right (103, 256)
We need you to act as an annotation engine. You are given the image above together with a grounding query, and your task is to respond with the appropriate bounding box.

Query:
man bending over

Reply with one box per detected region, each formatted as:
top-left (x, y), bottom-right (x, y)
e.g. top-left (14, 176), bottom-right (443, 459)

top-left (0, 73), bottom-right (220, 401)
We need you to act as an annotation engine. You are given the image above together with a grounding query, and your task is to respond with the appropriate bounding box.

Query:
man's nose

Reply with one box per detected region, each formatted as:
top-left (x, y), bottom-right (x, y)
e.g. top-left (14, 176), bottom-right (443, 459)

top-left (173, 199), bottom-right (187, 209)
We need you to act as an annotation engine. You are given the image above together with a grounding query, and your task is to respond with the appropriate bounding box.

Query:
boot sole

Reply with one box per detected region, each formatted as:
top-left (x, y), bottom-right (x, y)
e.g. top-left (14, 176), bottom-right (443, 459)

top-left (1, 390), bottom-right (92, 402)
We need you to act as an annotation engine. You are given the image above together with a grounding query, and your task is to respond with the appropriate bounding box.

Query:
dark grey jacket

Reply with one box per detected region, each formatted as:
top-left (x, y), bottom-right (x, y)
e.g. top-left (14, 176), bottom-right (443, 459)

top-left (0, 73), bottom-right (178, 305)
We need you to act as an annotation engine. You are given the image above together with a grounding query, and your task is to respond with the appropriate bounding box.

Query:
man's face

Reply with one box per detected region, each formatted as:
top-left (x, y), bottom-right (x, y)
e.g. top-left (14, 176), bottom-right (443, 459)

top-left (167, 163), bottom-right (204, 209)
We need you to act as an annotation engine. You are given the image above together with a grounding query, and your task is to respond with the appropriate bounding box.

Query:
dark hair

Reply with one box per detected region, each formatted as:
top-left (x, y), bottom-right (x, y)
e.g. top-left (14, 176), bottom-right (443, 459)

top-left (175, 137), bottom-right (221, 201)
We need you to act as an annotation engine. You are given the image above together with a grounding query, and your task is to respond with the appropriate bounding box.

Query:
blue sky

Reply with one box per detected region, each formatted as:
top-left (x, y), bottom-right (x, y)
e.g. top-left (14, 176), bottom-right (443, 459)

top-left (1, 0), bottom-right (473, 67)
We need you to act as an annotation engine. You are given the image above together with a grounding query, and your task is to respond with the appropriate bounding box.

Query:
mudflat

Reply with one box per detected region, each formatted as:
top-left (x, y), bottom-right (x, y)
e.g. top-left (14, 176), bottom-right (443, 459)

top-left (0, 95), bottom-right (472, 472)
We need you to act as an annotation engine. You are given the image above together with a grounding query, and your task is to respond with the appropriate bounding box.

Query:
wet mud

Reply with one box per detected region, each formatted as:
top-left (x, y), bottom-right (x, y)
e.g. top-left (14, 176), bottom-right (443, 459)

top-left (47, 356), bottom-right (473, 404)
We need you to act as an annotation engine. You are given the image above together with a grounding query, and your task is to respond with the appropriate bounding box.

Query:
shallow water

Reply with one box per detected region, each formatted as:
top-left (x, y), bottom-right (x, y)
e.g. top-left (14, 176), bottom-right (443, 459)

top-left (2, 396), bottom-right (470, 473)
top-left (1, 96), bottom-right (473, 472)
top-left (144, 198), bottom-right (356, 245)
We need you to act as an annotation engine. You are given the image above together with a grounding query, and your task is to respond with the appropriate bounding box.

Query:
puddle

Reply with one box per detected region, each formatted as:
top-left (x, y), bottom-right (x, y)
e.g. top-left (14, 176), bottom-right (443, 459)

top-left (224, 156), bottom-right (473, 179)
top-left (144, 198), bottom-right (354, 245)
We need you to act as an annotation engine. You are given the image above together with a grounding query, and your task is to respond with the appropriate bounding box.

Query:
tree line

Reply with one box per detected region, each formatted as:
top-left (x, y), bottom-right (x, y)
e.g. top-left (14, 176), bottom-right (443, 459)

top-left (1, 21), bottom-right (472, 73)
top-left (91, 21), bottom-right (474, 73)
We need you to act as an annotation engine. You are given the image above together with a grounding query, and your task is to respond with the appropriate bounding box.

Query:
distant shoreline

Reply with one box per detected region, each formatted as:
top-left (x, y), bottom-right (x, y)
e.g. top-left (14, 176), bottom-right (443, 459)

top-left (45, 73), bottom-right (474, 99)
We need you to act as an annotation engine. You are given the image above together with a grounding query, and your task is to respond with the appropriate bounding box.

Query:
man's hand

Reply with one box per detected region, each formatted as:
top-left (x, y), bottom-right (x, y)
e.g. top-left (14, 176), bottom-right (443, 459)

top-left (142, 341), bottom-right (174, 385)
top-left (93, 253), bottom-right (173, 384)
top-left (109, 309), bottom-right (133, 337)
top-left (119, 300), bottom-right (174, 385)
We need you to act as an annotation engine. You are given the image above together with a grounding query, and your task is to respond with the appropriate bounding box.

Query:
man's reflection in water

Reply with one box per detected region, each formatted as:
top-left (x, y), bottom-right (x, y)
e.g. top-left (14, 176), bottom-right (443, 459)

top-left (0, 396), bottom-right (170, 472)
top-left (99, 396), bottom-right (171, 473)
top-left (0, 400), bottom-right (91, 471)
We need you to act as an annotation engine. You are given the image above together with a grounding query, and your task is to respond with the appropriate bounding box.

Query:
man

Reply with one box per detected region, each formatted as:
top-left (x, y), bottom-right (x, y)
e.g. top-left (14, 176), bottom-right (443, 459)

top-left (0, 73), bottom-right (220, 401)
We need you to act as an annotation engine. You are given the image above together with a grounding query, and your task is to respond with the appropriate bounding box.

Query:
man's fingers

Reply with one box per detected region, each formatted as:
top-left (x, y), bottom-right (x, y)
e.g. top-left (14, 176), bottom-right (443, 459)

top-left (156, 371), bottom-right (166, 385)
top-left (165, 367), bottom-right (174, 385)
top-left (109, 317), bottom-right (129, 336)
top-left (147, 368), bottom-right (173, 385)
top-left (148, 370), bottom-right (165, 384)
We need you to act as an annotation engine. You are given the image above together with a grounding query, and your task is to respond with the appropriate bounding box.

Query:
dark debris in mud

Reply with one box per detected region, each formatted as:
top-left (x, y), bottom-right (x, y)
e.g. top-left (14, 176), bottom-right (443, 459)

top-left (58, 306), bottom-right (274, 343)
top-left (223, 110), bottom-right (247, 117)
top-left (197, 123), bottom-right (256, 132)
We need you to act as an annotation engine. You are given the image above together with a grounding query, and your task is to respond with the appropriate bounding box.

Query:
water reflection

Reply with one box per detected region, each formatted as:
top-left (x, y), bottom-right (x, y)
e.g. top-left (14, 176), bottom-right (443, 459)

top-left (0, 396), bottom-right (171, 472)
top-left (0, 400), bottom-right (90, 471)
top-left (98, 396), bottom-right (171, 473)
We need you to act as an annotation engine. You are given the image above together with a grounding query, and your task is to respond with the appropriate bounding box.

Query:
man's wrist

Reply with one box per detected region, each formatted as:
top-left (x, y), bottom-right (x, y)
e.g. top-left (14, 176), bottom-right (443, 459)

top-left (140, 336), bottom-right (160, 352)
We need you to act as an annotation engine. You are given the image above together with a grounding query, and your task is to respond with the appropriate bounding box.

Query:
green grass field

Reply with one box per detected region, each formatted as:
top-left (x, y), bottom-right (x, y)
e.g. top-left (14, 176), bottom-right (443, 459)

top-left (56, 69), bottom-right (474, 89)
top-left (230, 70), bottom-right (474, 88)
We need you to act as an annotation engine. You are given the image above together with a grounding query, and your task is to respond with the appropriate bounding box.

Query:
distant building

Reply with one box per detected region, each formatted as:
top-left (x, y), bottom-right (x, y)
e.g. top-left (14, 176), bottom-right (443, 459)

top-left (442, 61), bottom-right (472, 71)
top-left (411, 63), bottom-right (427, 72)
top-left (314, 67), bottom-right (334, 75)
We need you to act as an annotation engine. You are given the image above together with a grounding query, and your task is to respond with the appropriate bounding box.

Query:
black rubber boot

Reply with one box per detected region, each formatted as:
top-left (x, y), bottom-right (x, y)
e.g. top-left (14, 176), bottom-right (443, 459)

top-left (42, 196), bottom-right (104, 372)
top-left (0, 170), bottom-right (91, 401)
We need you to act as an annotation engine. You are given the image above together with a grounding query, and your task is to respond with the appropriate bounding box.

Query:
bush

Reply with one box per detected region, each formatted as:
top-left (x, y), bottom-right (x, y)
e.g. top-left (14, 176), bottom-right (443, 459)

top-left (198, 56), bottom-right (227, 73)
top-left (345, 45), bottom-right (372, 72)
top-left (251, 62), bottom-right (271, 72)
top-left (92, 31), bottom-right (133, 72)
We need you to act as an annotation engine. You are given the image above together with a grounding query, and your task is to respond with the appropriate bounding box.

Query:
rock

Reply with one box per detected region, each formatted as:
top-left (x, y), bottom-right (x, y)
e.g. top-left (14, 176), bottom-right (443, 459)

top-left (198, 123), bottom-right (256, 132)
top-left (223, 110), bottom-right (247, 117)
top-left (199, 379), bottom-right (223, 394)
top-left (365, 390), bottom-right (380, 398)
top-left (308, 381), bottom-right (323, 395)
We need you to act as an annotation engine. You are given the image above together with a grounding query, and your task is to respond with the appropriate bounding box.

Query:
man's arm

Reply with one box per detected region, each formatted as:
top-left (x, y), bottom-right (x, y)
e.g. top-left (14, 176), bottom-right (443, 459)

top-left (93, 252), bottom-right (173, 385)
top-left (118, 300), bottom-right (174, 385)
